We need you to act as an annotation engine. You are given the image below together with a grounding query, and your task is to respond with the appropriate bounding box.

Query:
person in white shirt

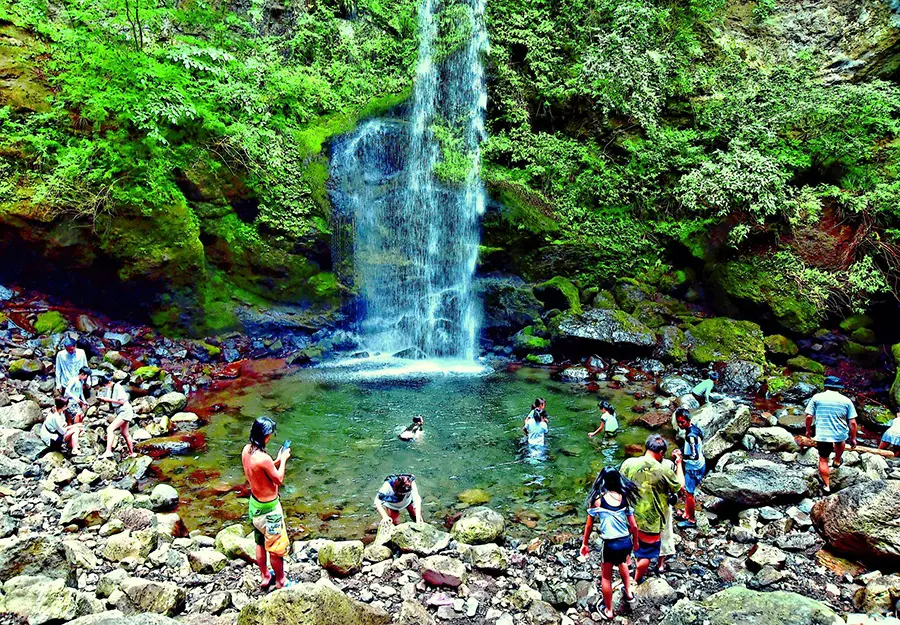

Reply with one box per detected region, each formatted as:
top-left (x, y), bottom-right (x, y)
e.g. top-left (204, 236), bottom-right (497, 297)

top-left (97, 374), bottom-right (136, 458)
top-left (40, 397), bottom-right (82, 455)
top-left (64, 367), bottom-right (92, 421)
top-left (374, 474), bottom-right (423, 525)
top-left (55, 337), bottom-right (88, 395)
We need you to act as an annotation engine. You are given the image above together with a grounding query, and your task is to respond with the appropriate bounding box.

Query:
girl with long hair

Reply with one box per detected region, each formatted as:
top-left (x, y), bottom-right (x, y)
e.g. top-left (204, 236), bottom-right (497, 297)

top-left (579, 467), bottom-right (639, 620)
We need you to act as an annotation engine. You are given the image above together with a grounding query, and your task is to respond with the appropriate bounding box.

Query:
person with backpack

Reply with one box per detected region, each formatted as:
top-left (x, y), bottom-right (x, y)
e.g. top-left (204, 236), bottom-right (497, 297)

top-left (674, 408), bottom-right (705, 528)
top-left (579, 467), bottom-right (639, 620)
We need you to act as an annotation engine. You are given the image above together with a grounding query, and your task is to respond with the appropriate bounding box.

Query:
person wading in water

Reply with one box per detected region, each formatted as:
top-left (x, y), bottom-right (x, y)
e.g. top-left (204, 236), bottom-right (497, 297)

top-left (241, 417), bottom-right (292, 590)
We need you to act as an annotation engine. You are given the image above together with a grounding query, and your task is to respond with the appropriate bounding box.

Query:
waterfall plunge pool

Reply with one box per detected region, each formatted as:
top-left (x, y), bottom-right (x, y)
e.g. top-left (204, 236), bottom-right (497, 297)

top-left (157, 362), bottom-right (658, 540)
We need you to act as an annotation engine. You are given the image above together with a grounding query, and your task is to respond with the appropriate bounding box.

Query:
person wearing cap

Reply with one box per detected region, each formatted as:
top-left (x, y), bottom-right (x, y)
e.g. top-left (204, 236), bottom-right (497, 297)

top-left (691, 371), bottom-right (718, 405)
top-left (805, 376), bottom-right (857, 494)
top-left (588, 399), bottom-right (619, 439)
top-left (55, 337), bottom-right (88, 395)
top-left (97, 373), bottom-right (136, 458)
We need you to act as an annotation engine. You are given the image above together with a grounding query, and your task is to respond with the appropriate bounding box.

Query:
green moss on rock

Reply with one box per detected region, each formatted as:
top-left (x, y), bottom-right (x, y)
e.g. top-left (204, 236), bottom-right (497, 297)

top-left (842, 341), bottom-right (882, 367)
top-left (764, 335), bottom-right (799, 358)
top-left (592, 290), bottom-right (617, 310)
top-left (133, 366), bottom-right (162, 381)
top-left (534, 276), bottom-right (582, 314)
top-left (766, 375), bottom-right (795, 395)
top-left (786, 355), bottom-right (825, 374)
top-left (709, 259), bottom-right (824, 334)
top-left (851, 327), bottom-right (877, 345)
top-left (33, 311), bottom-right (67, 335)
top-left (633, 300), bottom-right (667, 329)
top-left (687, 318), bottom-right (766, 365)
top-left (840, 314), bottom-right (873, 332)
top-left (613, 278), bottom-right (653, 313)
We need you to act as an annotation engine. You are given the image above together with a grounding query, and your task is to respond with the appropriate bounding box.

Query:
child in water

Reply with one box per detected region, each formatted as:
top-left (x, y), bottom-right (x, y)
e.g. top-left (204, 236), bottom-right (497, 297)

top-left (588, 400), bottom-right (619, 439)
top-left (579, 467), bottom-right (639, 620)
top-left (399, 415), bottom-right (424, 441)
top-left (524, 398), bottom-right (549, 446)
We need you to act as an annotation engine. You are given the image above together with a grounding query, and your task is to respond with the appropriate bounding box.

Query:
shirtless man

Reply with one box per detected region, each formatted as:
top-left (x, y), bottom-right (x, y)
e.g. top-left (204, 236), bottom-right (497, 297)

top-left (241, 417), bottom-right (291, 589)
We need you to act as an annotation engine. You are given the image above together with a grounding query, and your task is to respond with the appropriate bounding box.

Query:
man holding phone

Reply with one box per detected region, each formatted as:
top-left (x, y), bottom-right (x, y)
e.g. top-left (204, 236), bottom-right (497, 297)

top-left (241, 416), bottom-right (292, 589)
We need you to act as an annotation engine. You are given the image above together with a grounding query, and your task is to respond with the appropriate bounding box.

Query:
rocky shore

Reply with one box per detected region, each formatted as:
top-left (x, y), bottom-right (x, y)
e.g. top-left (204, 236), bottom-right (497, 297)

top-left (3, 286), bottom-right (900, 625)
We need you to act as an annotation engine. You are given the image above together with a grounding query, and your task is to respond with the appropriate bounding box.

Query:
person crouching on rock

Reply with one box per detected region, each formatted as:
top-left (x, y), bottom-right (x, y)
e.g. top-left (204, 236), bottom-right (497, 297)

top-left (64, 366), bottom-right (91, 422)
top-left (40, 397), bottom-right (82, 456)
top-left (97, 374), bottom-right (137, 459)
top-left (690, 371), bottom-right (718, 405)
top-left (805, 376), bottom-right (857, 495)
top-left (674, 408), bottom-right (705, 528)
top-left (399, 415), bottom-right (424, 441)
top-left (620, 434), bottom-right (684, 584)
top-left (375, 474), bottom-right (423, 525)
top-left (241, 416), bottom-right (292, 589)
top-left (588, 400), bottom-right (619, 439)
top-left (580, 467), bottom-right (639, 620)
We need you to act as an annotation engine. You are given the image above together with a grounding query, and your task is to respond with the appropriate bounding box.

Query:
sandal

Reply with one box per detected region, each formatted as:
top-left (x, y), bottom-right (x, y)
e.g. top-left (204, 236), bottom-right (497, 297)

top-left (598, 606), bottom-right (614, 621)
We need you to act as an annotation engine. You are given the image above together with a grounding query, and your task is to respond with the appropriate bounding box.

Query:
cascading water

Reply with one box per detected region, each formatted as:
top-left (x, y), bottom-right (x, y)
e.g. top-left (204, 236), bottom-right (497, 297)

top-left (330, 0), bottom-right (488, 364)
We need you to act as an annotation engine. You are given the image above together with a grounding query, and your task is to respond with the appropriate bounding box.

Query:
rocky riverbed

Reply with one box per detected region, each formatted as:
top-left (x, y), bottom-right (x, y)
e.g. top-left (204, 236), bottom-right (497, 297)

top-left (3, 287), bottom-right (900, 625)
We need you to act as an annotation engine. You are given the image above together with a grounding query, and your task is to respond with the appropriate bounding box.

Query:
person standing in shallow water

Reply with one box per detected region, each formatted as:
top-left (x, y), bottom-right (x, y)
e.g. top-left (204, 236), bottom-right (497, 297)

top-left (241, 417), bottom-right (292, 589)
top-left (805, 376), bottom-right (857, 494)
top-left (620, 434), bottom-right (684, 584)
top-left (588, 400), bottom-right (618, 439)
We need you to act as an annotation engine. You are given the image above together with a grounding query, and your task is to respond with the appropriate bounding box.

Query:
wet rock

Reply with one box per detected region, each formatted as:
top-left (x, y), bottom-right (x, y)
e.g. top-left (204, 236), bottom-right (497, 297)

top-left (421, 555), bottom-right (466, 588)
top-left (659, 376), bottom-right (692, 397)
top-left (811, 480), bottom-right (900, 564)
top-left (457, 488), bottom-right (491, 505)
top-left (0, 575), bottom-right (101, 625)
top-left (702, 459), bottom-right (811, 506)
top-left (389, 523), bottom-right (452, 556)
top-left (117, 578), bottom-right (185, 616)
top-left (13, 431), bottom-right (47, 460)
top-left (318, 540), bottom-right (364, 576)
top-left (237, 577), bottom-right (390, 625)
top-left (686, 318), bottom-right (766, 366)
top-left (150, 484), bottom-right (179, 511)
top-left (748, 427), bottom-right (799, 452)
top-left (0, 535), bottom-right (70, 582)
top-left (660, 586), bottom-right (842, 625)
top-left (720, 360), bottom-right (763, 393)
top-left (559, 366), bottom-right (589, 383)
top-left (188, 549), bottom-right (228, 574)
top-left (551, 308), bottom-right (656, 353)
top-left (0, 400), bottom-right (42, 430)
top-left (119, 455), bottom-right (153, 480)
top-left (450, 506), bottom-right (504, 545)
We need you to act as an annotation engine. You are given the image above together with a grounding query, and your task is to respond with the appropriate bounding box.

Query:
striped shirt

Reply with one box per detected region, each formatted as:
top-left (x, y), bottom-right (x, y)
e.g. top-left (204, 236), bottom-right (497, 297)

top-left (805, 390), bottom-right (857, 443)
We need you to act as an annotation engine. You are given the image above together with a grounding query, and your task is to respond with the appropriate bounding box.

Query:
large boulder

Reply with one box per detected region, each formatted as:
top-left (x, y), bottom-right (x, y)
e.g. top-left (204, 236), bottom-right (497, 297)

top-left (702, 460), bottom-right (811, 507)
top-left (811, 480), bottom-right (900, 564)
top-left (660, 585), bottom-right (842, 625)
top-left (0, 400), bottom-right (42, 430)
top-left (720, 360), bottom-right (763, 393)
top-left (317, 540), bottom-right (364, 576)
top-left (0, 575), bottom-right (101, 625)
top-left (237, 577), bottom-right (390, 625)
top-left (8, 359), bottom-right (43, 380)
top-left (551, 308), bottom-right (656, 354)
top-left (0, 454), bottom-right (29, 478)
top-left (117, 578), bottom-right (185, 616)
top-left (0, 535), bottom-right (70, 582)
top-left (388, 523), bottom-right (452, 556)
top-left (747, 427), bottom-right (799, 452)
top-left (61, 488), bottom-right (135, 527)
top-left (215, 525), bottom-right (256, 562)
top-left (479, 279), bottom-right (542, 335)
top-left (686, 318), bottom-right (766, 365)
top-left (451, 507), bottom-right (505, 545)
top-left (685, 401), bottom-right (752, 462)
top-left (153, 393), bottom-right (187, 417)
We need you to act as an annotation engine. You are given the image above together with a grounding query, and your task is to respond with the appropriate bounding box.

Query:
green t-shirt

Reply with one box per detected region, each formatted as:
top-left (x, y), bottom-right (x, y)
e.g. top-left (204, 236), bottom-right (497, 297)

top-left (620, 455), bottom-right (681, 534)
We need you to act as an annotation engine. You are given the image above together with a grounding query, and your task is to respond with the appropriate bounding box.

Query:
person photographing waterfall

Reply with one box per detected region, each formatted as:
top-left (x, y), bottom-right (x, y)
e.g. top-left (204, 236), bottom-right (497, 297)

top-left (241, 416), bottom-right (292, 590)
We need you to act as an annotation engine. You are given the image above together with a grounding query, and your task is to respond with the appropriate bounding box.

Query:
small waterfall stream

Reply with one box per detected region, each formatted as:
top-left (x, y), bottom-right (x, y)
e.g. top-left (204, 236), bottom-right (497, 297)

top-left (330, 0), bottom-right (488, 363)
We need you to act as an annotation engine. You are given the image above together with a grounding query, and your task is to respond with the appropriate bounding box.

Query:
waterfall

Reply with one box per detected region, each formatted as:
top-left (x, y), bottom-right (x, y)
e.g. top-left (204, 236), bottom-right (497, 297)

top-left (330, 0), bottom-right (488, 363)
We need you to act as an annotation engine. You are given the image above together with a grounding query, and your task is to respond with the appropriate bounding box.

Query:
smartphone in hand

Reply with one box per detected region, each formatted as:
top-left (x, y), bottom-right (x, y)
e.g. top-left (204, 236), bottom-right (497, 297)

top-left (279, 439), bottom-right (292, 455)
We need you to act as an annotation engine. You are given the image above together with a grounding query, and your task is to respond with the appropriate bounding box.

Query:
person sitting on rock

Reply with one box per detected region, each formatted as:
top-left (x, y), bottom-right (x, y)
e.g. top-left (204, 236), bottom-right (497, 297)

top-left (588, 400), bottom-right (619, 439)
top-left (805, 376), bottom-right (857, 495)
top-left (879, 411), bottom-right (900, 457)
top-left (64, 366), bottom-right (92, 421)
top-left (97, 374), bottom-right (136, 459)
top-left (399, 415), bottom-right (424, 441)
top-left (55, 336), bottom-right (88, 396)
top-left (690, 371), bottom-right (718, 405)
top-left (375, 474), bottom-right (423, 525)
top-left (620, 434), bottom-right (684, 584)
top-left (40, 397), bottom-right (82, 455)
top-left (674, 408), bottom-right (705, 528)
top-left (241, 416), bottom-right (292, 590)
top-left (580, 467), bottom-right (639, 620)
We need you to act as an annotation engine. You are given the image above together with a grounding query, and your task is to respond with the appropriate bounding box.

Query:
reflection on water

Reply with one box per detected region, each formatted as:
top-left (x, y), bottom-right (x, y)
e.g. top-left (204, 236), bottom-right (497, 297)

top-left (159, 365), bottom-right (663, 538)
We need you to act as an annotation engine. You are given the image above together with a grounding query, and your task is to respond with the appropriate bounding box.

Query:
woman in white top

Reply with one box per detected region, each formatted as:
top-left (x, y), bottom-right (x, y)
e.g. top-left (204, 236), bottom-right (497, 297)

top-left (40, 397), bottom-right (82, 455)
top-left (97, 374), bottom-right (136, 458)
top-left (879, 411), bottom-right (900, 457)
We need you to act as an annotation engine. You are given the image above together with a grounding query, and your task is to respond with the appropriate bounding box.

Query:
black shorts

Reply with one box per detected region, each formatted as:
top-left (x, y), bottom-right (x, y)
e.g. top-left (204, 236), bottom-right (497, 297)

top-left (601, 536), bottom-right (632, 565)
top-left (817, 441), bottom-right (845, 458)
